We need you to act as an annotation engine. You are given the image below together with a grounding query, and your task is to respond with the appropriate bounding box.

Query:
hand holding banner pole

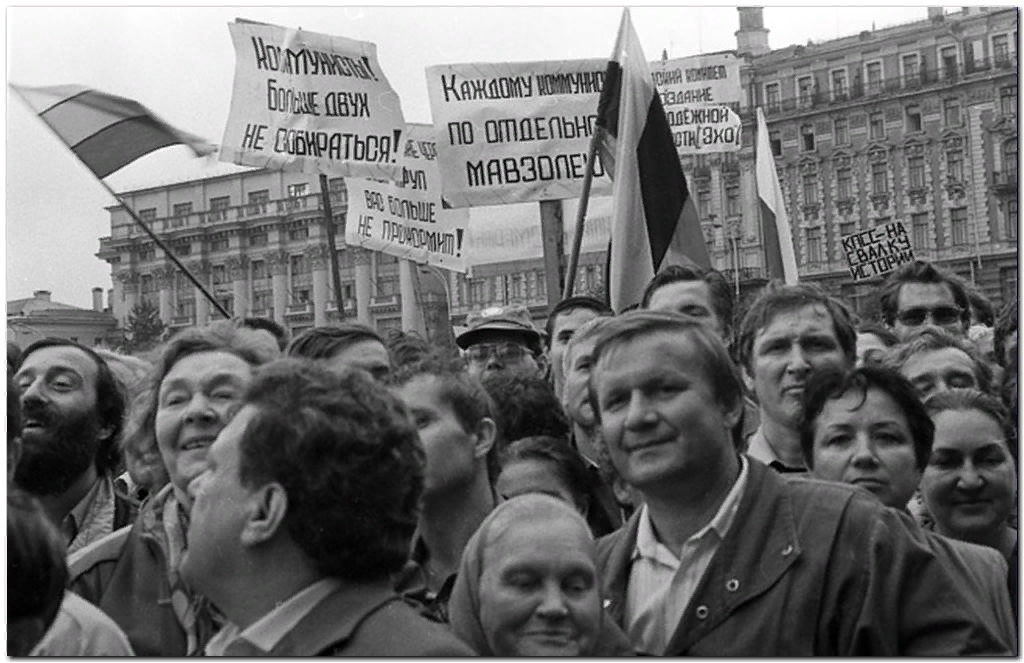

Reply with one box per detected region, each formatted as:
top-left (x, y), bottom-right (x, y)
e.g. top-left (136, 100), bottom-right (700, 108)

top-left (563, 125), bottom-right (603, 300)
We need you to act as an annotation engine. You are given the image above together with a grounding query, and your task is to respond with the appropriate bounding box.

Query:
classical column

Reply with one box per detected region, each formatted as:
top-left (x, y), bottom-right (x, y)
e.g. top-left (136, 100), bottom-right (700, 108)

top-left (309, 245), bottom-right (329, 327)
top-left (399, 259), bottom-right (421, 333)
top-left (267, 249), bottom-right (289, 327)
top-left (353, 248), bottom-right (372, 325)
top-left (115, 271), bottom-right (137, 326)
top-left (111, 273), bottom-right (125, 325)
top-left (190, 259), bottom-right (211, 325)
top-left (227, 255), bottom-right (250, 319)
top-left (155, 267), bottom-right (173, 325)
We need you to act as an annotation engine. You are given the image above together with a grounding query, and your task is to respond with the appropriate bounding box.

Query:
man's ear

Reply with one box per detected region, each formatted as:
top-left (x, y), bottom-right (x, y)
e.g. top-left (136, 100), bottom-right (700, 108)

top-left (472, 417), bottom-right (497, 459)
top-left (240, 482), bottom-right (288, 547)
top-left (722, 396), bottom-right (745, 432)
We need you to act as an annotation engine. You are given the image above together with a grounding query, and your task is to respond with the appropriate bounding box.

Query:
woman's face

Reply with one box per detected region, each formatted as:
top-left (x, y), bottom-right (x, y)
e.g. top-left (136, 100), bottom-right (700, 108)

top-left (479, 512), bottom-right (602, 656)
top-left (921, 408), bottom-right (1016, 540)
top-left (154, 350), bottom-right (254, 505)
top-left (495, 459), bottom-right (582, 513)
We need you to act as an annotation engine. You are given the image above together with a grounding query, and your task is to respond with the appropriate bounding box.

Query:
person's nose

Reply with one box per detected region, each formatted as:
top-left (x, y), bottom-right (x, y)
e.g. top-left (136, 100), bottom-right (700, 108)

top-left (850, 432), bottom-right (879, 469)
top-left (182, 393), bottom-right (217, 425)
top-left (535, 581), bottom-right (570, 619)
top-left (955, 462), bottom-right (986, 492)
top-left (784, 345), bottom-right (811, 375)
top-left (624, 392), bottom-right (658, 430)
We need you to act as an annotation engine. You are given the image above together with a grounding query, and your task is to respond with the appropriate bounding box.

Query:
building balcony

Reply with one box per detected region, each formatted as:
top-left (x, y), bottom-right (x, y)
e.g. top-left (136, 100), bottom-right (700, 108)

top-left (370, 294), bottom-right (401, 311)
top-left (286, 301), bottom-right (312, 316)
top-left (170, 314), bottom-right (194, 326)
top-left (326, 298), bottom-right (356, 314)
top-left (751, 55), bottom-right (1018, 121)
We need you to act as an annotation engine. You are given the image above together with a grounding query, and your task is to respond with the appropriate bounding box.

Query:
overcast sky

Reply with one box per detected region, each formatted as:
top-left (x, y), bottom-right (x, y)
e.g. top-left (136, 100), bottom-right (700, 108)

top-left (6, 3), bottom-right (932, 308)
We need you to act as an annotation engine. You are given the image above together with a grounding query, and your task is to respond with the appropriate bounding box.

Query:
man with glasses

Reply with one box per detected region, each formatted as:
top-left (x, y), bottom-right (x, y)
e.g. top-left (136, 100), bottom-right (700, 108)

top-left (879, 260), bottom-right (971, 340)
top-left (456, 305), bottom-right (547, 380)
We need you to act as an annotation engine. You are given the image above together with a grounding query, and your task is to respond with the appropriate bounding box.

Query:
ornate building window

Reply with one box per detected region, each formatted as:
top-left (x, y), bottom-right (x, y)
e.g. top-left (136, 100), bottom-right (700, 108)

top-left (950, 207), bottom-right (968, 246)
top-left (764, 82), bottom-right (780, 111)
top-left (1003, 139), bottom-right (1018, 180)
top-left (803, 173), bottom-right (817, 205)
top-left (1001, 85), bottom-right (1017, 115)
top-left (943, 98), bottom-right (961, 127)
top-left (725, 185), bottom-right (740, 217)
top-left (912, 213), bottom-right (930, 250)
top-left (833, 117), bottom-right (849, 146)
top-left (905, 104), bottom-right (922, 132)
top-left (769, 130), bottom-right (782, 157)
top-left (869, 112), bottom-right (885, 140)
top-left (1005, 200), bottom-right (1018, 241)
top-left (836, 168), bottom-right (852, 199)
top-left (805, 227), bottom-right (823, 263)
top-left (872, 163), bottom-right (888, 195)
top-left (801, 124), bottom-right (815, 152)
top-left (946, 149), bottom-right (964, 182)
top-left (287, 183), bottom-right (308, 198)
top-left (908, 156), bottom-right (926, 189)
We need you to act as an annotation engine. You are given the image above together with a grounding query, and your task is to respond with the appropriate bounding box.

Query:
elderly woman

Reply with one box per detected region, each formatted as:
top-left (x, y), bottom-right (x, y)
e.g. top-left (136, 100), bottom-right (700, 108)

top-left (921, 388), bottom-right (1018, 627)
top-left (66, 321), bottom-right (279, 656)
top-left (448, 493), bottom-right (633, 656)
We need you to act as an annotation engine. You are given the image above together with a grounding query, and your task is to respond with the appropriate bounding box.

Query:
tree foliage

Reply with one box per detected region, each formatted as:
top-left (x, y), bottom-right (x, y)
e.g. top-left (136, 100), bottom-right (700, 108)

top-left (122, 299), bottom-right (165, 353)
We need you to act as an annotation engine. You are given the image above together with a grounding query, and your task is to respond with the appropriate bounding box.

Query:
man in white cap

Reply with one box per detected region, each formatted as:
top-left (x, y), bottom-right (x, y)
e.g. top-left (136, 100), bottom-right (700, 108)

top-left (456, 305), bottom-right (547, 381)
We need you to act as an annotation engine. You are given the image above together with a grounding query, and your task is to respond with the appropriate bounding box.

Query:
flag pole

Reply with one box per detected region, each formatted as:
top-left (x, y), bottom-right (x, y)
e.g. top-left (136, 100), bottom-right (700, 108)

top-left (94, 177), bottom-right (231, 319)
top-left (563, 126), bottom-right (603, 299)
top-left (318, 174), bottom-right (347, 320)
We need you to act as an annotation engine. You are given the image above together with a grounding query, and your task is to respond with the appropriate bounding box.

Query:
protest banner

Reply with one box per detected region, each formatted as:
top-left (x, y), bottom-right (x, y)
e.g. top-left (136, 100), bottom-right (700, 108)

top-left (465, 196), bottom-right (612, 267)
top-left (426, 59), bottom-right (613, 208)
top-left (841, 220), bottom-right (915, 281)
top-left (221, 20), bottom-right (406, 181)
top-left (650, 52), bottom-right (743, 154)
top-left (344, 124), bottom-right (470, 272)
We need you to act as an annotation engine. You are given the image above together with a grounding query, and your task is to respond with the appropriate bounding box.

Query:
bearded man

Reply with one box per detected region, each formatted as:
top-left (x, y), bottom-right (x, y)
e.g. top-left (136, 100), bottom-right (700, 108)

top-left (12, 338), bottom-right (135, 555)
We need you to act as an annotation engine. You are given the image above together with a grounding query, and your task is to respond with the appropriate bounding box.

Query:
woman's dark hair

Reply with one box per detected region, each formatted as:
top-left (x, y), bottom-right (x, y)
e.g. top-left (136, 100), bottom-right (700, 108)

top-left (801, 364), bottom-right (935, 471)
top-left (498, 435), bottom-right (592, 513)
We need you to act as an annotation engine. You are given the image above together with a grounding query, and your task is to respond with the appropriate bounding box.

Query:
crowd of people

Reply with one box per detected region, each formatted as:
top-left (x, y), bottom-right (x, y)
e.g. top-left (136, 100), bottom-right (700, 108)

top-left (7, 257), bottom-right (1019, 655)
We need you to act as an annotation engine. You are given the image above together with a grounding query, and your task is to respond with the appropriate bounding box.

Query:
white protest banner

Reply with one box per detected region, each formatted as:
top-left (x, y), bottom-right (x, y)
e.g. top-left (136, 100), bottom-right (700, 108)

top-left (221, 20), bottom-right (406, 181)
top-left (426, 59), bottom-right (612, 208)
top-left (345, 124), bottom-right (470, 272)
top-left (466, 196), bottom-right (612, 266)
top-left (841, 220), bottom-right (915, 281)
top-left (650, 52), bottom-right (743, 154)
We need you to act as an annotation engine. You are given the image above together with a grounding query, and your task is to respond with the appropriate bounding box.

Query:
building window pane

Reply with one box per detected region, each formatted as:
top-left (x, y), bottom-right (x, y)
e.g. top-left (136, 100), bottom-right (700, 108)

top-left (831, 69), bottom-right (847, 99)
top-left (836, 168), bottom-right (852, 199)
top-left (803, 173), bottom-right (817, 204)
top-left (839, 221), bottom-right (856, 236)
top-left (902, 54), bottom-right (920, 84)
top-left (286, 183), bottom-right (308, 198)
top-left (908, 156), bottom-right (925, 189)
top-left (912, 212), bottom-right (930, 249)
top-left (139, 208), bottom-right (157, 221)
top-left (725, 186), bottom-right (740, 217)
top-left (833, 118), bottom-right (849, 145)
top-left (940, 46), bottom-right (958, 80)
top-left (806, 227), bottom-right (822, 262)
top-left (1005, 200), bottom-right (1018, 240)
top-left (943, 98), bottom-right (961, 126)
top-left (1003, 139), bottom-right (1018, 180)
top-left (798, 76), bottom-right (814, 107)
top-left (872, 163), bottom-right (888, 195)
top-left (947, 150), bottom-right (964, 182)
top-left (765, 83), bottom-right (780, 110)
top-left (801, 124), bottom-right (815, 152)
top-left (869, 112), bottom-right (885, 139)
top-left (866, 62), bottom-right (883, 93)
top-left (209, 196), bottom-right (230, 211)
top-left (1001, 85), bottom-right (1017, 115)
top-left (905, 104), bottom-right (922, 132)
top-left (697, 191), bottom-right (711, 217)
top-left (248, 190), bottom-right (269, 204)
top-left (769, 131), bottom-right (782, 157)
top-left (950, 207), bottom-right (968, 246)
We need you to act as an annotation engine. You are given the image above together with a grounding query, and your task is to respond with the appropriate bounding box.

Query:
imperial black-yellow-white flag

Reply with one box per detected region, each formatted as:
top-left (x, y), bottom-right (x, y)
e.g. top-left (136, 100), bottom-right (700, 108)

top-left (10, 83), bottom-right (215, 179)
top-left (596, 8), bottom-right (710, 313)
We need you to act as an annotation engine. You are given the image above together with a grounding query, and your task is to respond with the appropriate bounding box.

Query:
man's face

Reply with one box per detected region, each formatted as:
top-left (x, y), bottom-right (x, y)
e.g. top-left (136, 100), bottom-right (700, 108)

top-left (747, 304), bottom-right (850, 429)
top-left (548, 308), bottom-right (602, 396)
top-left (561, 336), bottom-right (598, 430)
top-left (154, 350), bottom-right (254, 505)
top-left (394, 374), bottom-right (478, 496)
top-left (893, 282), bottom-right (965, 339)
top-left (646, 280), bottom-right (725, 339)
top-left (593, 331), bottom-right (741, 492)
top-left (324, 339), bottom-right (391, 381)
top-left (13, 346), bottom-right (105, 496)
top-left (900, 347), bottom-right (979, 400)
top-left (465, 331), bottom-right (542, 380)
top-left (855, 332), bottom-right (889, 367)
top-left (181, 404), bottom-right (259, 601)
top-left (809, 387), bottom-right (921, 509)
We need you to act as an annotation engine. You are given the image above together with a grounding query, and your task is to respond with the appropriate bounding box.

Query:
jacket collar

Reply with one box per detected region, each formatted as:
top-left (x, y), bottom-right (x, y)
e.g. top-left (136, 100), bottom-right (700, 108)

top-left (265, 580), bottom-right (400, 656)
top-left (599, 458), bottom-right (801, 651)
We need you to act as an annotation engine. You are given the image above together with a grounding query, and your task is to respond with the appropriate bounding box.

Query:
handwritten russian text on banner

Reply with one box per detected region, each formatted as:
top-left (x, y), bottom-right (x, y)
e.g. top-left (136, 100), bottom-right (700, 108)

top-left (842, 220), bottom-right (915, 281)
top-left (345, 124), bottom-right (470, 272)
top-left (426, 59), bottom-right (613, 207)
top-left (221, 20), bottom-right (406, 181)
top-left (650, 52), bottom-right (742, 154)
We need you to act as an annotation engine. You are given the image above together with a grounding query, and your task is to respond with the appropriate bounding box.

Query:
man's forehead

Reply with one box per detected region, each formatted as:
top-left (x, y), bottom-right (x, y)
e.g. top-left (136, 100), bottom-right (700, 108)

top-left (553, 306), bottom-right (601, 333)
top-left (897, 281), bottom-right (956, 307)
top-left (595, 328), bottom-right (701, 370)
top-left (650, 279), bottom-right (711, 305)
top-left (905, 346), bottom-right (974, 372)
top-left (756, 303), bottom-right (837, 340)
top-left (18, 345), bottom-right (99, 380)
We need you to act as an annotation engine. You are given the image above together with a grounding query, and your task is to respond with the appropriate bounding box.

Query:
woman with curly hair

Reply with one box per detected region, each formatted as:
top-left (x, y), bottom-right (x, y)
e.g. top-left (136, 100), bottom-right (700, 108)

top-left (66, 321), bottom-right (279, 656)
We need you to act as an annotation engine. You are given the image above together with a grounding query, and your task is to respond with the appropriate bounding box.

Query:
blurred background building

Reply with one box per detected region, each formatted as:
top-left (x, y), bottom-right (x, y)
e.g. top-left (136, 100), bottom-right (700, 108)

top-left (96, 5), bottom-right (1018, 340)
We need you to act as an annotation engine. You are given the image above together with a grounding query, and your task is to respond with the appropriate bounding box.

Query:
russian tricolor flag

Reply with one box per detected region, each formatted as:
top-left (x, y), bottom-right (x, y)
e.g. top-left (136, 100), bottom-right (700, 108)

top-left (755, 107), bottom-right (799, 284)
top-left (596, 9), bottom-right (711, 313)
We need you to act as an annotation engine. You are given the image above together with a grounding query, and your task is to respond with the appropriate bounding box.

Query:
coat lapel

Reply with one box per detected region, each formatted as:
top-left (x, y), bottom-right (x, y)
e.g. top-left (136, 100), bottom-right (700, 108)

top-left (596, 508), bottom-right (643, 628)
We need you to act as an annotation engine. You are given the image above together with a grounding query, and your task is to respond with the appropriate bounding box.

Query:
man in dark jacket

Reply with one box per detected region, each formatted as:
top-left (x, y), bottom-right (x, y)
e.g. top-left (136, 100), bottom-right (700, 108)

top-left (11, 339), bottom-right (135, 555)
top-left (181, 358), bottom-right (474, 656)
top-left (587, 310), bottom-right (1010, 656)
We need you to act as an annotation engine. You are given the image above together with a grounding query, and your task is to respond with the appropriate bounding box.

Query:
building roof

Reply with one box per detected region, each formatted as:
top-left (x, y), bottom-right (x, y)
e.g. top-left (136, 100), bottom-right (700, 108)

top-left (7, 297), bottom-right (77, 316)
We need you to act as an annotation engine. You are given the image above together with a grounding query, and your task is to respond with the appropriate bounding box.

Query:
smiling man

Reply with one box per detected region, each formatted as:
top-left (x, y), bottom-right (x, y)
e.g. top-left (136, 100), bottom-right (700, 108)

top-left (12, 339), bottom-right (134, 555)
top-left (736, 283), bottom-right (857, 472)
top-left (182, 359), bottom-right (475, 656)
top-left (588, 310), bottom-right (1011, 655)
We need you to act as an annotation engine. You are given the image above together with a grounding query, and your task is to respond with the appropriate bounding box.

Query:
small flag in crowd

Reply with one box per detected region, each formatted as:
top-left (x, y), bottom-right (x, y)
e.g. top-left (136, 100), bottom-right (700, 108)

top-left (10, 83), bottom-right (216, 179)
top-left (596, 8), bottom-right (711, 313)
top-left (755, 107), bottom-right (799, 284)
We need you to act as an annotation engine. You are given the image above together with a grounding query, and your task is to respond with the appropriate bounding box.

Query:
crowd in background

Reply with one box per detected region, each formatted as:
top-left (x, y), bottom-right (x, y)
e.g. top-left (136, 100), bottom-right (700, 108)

top-left (7, 257), bottom-right (1019, 655)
